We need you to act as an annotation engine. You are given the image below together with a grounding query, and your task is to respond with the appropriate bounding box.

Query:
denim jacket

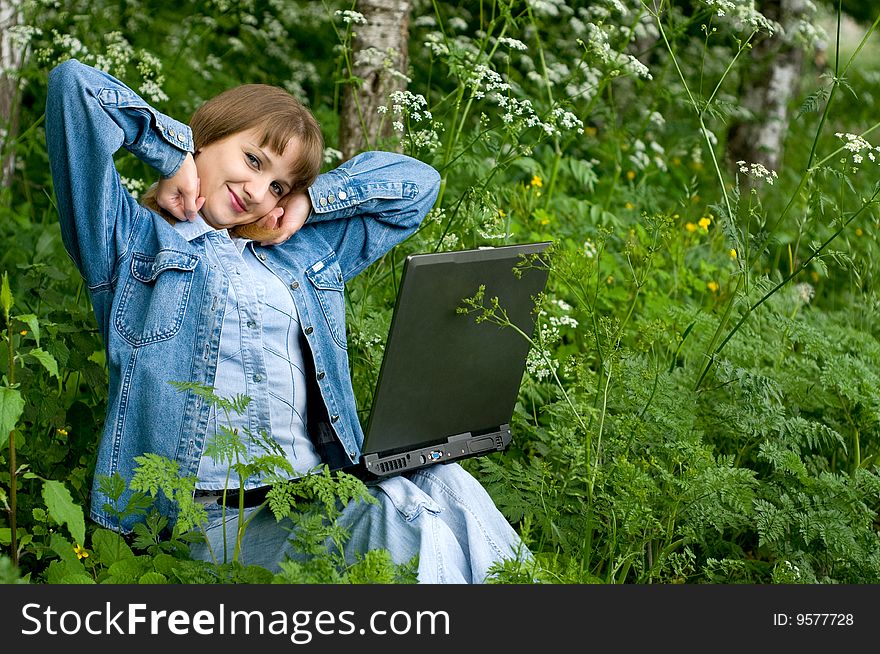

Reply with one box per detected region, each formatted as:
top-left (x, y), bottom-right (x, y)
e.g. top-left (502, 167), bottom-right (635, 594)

top-left (45, 60), bottom-right (440, 532)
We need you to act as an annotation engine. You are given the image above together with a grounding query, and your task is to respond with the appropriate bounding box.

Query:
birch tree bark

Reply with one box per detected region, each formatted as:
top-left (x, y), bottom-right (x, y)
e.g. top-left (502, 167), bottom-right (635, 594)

top-left (338, 0), bottom-right (411, 161)
top-left (1, 0), bottom-right (24, 186)
top-left (726, 0), bottom-right (811, 176)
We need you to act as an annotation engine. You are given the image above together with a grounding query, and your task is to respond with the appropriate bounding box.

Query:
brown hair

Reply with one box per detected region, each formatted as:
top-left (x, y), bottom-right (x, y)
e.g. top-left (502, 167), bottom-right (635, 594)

top-left (142, 83), bottom-right (324, 238)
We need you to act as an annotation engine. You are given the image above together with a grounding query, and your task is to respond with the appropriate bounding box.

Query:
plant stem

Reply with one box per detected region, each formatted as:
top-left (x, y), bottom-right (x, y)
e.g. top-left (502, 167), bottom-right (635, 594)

top-left (6, 317), bottom-right (17, 566)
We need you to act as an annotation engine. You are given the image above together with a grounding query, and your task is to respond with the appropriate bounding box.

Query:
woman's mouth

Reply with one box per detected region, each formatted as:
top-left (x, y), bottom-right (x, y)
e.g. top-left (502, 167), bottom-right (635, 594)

top-left (228, 186), bottom-right (246, 213)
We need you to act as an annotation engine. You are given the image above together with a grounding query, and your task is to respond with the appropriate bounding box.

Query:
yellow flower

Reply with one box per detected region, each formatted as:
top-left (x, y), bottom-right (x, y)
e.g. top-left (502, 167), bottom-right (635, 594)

top-left (729, 249), bottom-right (737, 259)
top-left (698, 216), bottom-right (711, 230)
top-left (624, 202), bottom-right (634, 209)
top-left (626, 170), bottom-right (636, 181)
top-left (855, 227), bottom-right (863, 237)
top-left (530, 175), bottom-right (543, 188)
top-left (685, 222), bottom-right (697, 233)
top-left (707, 281), bottom-right (719, 293)
top-left (20, 330), bottom-right (28, 336)
top-left (498, 209), bottom-right (506, 218)
top-left (57, 428), bottom-right (68, 437)
top-left (606, 275), bottom-right (615, 285)
top-left (74, 544), bottom-right (89, 560)
top-left (539, 217), bottom-right (550, 226)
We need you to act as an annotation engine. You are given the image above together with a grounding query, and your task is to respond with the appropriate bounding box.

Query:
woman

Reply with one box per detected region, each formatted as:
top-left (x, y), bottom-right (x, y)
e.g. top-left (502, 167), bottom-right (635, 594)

top-left (45, 59), bottom-right (527, 583)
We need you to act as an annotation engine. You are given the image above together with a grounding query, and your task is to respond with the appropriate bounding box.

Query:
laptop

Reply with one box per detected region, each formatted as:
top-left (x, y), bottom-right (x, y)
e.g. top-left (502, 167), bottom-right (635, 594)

top-left (354, 241), bottom-right (551, 479)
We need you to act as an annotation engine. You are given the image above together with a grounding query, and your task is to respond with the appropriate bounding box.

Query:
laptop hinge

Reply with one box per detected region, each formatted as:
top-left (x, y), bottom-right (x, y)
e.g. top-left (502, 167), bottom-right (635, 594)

top-left (362, 424), bottom-right (512, 478)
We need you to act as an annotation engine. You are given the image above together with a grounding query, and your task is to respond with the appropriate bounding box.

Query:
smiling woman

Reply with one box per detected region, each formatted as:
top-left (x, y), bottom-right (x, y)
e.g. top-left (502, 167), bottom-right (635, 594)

top-left (44, 58), bottom-right (529, 584)
top-left (140, 81), bottom-right (323, 241)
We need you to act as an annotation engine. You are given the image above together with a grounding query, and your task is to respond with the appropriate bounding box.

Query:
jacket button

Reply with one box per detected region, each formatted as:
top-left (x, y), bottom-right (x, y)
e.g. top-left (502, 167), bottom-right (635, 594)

top-left (338, 191), bottom-right (347, 200)
top-left (331, 414), bottom-right (339, 422)
top-left (305, 326), bottom-right (313, 334)
top-left (290, 281), bottom-right (299, 289)
top-left (317, 371), bottom-right (325, 380)
top-left (319, 197), bottom-right (327, 206)
top-left (257, 252), bottom-right (266, 261)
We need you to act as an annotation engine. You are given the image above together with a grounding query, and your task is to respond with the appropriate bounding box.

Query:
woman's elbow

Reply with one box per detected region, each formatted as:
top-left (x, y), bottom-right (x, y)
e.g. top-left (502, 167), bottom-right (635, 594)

top-left (47, 58), bottom-right (86, 95)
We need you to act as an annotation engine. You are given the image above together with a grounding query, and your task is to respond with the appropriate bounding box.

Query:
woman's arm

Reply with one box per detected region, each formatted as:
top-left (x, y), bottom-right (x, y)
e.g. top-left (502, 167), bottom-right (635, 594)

top-left (294, 151), bottom-right (441, 281)
top-left (45, 59), bottom-right (194, 289)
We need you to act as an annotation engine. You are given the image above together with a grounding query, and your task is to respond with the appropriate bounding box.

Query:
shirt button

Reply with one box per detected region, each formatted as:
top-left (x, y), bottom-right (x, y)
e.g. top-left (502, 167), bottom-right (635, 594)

top-left (304, 326), bottom-right (314, 335)
top-left (319, 197), bottom-right (327, 206)
top-left (290, 281), bottom-right (299, 289)
top-left (328, 194), bottom-right (335, 203)
top-left (247, 320), bottom-right (256, 328)
top-left (177, 133), bottom-right (186, 142)
top-left (338, 191), bottom-right (347, 200)
top-left (317, 371), bottom-right (325, 380)
top-left (253, 373), bottom-right (264, 382)
top-left (257, 252), bottom-right (266, 261)
top-left (168, 128), bottom-right (177, 137)
top-left (330, 414), bottom-right (339, 423)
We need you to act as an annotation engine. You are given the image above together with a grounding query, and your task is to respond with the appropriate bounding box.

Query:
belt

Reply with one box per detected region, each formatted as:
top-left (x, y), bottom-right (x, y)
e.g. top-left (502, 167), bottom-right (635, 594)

top-left (194, 485), bottom-right (273, 509)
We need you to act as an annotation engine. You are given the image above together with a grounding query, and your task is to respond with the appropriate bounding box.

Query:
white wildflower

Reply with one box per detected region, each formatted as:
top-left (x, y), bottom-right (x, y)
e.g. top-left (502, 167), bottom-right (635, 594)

top-left (735, 160), bottom-right (778, 184)
top-left (794, 283), bottom-right (815, 305)
top-left (323, 147), bottom-right (343, 164)
top-left (335, 9), bottom-right (367, 25)
top-left (498, 37), bottom-right (528, 51)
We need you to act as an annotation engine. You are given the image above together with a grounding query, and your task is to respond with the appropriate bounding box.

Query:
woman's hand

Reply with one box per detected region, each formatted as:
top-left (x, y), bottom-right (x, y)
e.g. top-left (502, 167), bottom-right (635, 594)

top-left (156, 152), bottom-right (205, 221)
top-left (232, 191), bottom-right (312, 245)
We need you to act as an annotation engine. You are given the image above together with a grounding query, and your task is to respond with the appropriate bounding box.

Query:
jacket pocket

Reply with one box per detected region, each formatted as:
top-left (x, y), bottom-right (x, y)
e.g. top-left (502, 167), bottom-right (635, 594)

top-left (115, 250), bottom-right (199, 346)
top-left (305, 255), bottom-right (348, 350)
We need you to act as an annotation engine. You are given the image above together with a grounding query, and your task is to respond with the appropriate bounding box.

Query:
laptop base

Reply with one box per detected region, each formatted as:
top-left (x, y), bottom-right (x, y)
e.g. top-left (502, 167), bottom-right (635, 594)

top-left (360, 425), bottom-right (512, 478)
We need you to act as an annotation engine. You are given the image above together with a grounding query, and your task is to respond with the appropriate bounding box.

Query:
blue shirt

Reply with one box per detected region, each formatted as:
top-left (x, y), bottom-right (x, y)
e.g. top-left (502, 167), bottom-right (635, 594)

top-left (171, 217), bottom-right (321, 489)
top-left (45, 59), bottom-right (441, 532)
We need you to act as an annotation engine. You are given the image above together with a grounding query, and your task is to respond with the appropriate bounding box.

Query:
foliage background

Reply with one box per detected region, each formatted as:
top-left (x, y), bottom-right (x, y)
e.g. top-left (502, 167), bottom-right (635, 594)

top-left (3, 0), bottom-right (880, 584)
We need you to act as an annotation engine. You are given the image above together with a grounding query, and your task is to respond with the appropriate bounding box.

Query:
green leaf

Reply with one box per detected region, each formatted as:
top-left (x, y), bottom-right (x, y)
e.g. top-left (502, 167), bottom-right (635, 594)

top-left (43, 479), bottom-right (86, 546)
top-left (1, 272), bottom-right (12, 320)
top-left (0, 386), bottom-right (25, 450)
top-left (27, 348), bottom-right (60, 378)
top-left (60, 574), bottom-right (97, 584)
top-left (14, 314), bottom-right (40, 346)
top-left (138, 571), bottom-right (168, 584)
top-left (91, 528), bottom-right (135, 566)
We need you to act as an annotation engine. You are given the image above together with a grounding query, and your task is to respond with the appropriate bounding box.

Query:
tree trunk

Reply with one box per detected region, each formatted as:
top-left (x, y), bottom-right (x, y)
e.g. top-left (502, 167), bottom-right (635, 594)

top-left (726, 0), bottom-right (810, 175)
top-left (338, 0), bottom-right (411, 161)
top-left (1, 0), bottom-right (24, 186)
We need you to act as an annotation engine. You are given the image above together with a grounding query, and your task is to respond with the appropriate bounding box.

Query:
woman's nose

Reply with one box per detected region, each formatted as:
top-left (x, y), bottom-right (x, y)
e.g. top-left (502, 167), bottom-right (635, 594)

top-left (243, 177), bottom-right (269, 205)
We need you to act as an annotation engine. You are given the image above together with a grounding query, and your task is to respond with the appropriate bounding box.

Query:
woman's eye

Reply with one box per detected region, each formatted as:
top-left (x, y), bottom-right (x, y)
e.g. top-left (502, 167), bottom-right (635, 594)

top-left (271, 182), bottom-right (284, 196)
top-left (246, 153), bottom-right (260, 167)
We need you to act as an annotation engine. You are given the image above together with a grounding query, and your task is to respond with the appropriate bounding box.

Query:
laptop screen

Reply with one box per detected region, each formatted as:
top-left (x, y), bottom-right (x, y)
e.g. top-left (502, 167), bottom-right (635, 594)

top-left (361, 242), bottom-right (551, 457)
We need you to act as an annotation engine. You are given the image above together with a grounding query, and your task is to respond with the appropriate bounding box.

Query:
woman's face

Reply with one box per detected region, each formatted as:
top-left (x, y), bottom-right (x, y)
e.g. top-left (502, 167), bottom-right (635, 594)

top-left (194, 127), bottom-right (300, 230)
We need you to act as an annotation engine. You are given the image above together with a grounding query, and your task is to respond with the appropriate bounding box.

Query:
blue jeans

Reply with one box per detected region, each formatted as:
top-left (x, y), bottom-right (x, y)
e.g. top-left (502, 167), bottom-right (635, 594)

top-left (188, 463), bottom-right (527, 583)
